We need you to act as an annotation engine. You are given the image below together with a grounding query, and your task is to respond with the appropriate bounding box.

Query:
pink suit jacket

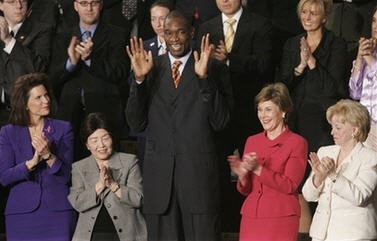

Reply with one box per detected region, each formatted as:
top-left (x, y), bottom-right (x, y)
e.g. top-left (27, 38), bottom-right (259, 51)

top-left (238, 127), bottom-right (308, 218)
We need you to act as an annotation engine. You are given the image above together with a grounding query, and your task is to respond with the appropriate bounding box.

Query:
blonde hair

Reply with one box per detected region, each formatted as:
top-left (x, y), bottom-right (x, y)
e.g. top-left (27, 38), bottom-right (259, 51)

top-left (297, 0), bottom-right (333, 19)
top-left (326, 99), bottom-right (371, 142)
top-left (255, 82), bottom-right (293, 123)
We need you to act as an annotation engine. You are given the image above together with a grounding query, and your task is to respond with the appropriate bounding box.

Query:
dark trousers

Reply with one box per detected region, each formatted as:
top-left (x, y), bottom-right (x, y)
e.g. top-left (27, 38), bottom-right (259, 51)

top-left (145, 190), bottom-right (221, 241)
top-left (145, 169), bottom-right (221, 241)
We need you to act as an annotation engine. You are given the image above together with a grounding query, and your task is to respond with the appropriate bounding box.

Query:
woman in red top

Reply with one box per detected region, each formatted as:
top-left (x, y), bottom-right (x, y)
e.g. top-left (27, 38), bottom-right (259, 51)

top-left (228, 82), bottom-right (308, 241)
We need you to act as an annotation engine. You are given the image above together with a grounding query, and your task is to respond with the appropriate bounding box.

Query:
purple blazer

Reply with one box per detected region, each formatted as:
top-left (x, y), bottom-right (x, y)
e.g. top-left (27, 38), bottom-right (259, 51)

top-left (0, 118), bottom-right (74, 215)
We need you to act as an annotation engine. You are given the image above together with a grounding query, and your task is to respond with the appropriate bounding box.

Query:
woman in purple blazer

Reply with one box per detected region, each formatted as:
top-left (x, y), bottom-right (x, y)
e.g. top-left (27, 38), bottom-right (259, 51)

top-left (0, 73), bottom-right (76, 241)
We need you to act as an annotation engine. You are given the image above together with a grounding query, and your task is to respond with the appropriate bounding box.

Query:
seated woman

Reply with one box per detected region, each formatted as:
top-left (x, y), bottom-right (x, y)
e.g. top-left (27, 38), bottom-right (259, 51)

top-left (349, 5), bottom-right (377, 151)
top-left (0, 73), bottom-right (76, 241)
top-left (302, 99), bottom-right (377, 241)
top-left (228, 82), bottom-right (308, 241)
top-left (68, 112), bottom-right (147, 241)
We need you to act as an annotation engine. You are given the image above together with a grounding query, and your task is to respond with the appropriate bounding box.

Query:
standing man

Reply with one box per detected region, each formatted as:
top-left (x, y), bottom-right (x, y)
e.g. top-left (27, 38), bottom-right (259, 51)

top-left (197, 0), bottom-right (273, 232)
top-left (126, 10), bottom-right (232, 241)
top-left (49, 0), bottom-right (130, 160)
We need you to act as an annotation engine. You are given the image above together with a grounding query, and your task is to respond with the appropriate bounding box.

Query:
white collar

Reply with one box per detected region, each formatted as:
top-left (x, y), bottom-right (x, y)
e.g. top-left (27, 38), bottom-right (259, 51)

top-left (221, 7), bottom-right (243, 25)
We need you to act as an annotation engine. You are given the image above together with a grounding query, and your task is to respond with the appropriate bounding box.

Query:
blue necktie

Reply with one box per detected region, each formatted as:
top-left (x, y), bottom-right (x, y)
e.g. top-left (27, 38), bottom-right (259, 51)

top-left (82, 31), bottom-right (91, 41)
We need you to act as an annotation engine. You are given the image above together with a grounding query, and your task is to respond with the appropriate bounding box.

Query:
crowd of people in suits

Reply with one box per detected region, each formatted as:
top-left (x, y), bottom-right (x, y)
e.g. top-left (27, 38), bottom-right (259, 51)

top-left (0, 0), bottom-right (377, 240)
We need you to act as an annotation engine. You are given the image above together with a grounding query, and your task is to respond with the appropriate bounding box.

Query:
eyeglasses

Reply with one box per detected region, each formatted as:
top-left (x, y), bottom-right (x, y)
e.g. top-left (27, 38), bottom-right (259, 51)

top-left (3, 0), bottom-right (27, 6)
top-left (75, 0), bottom-right (101, 7)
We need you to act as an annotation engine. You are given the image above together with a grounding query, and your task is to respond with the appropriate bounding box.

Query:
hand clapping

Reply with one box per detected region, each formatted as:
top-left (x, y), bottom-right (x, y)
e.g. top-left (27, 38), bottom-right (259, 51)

top-left (308, 152), bottom-right (335, 187)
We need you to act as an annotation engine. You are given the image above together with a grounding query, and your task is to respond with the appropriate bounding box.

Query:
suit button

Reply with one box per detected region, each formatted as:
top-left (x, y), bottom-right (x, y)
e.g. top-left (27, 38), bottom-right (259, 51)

top-left (107, 203), bottom-right (111, 208)
top-left (91, 216), bottom-right (95, 219)
top-left (113, 216), bottom-right (118, 220)
top-left (88, 230), bottom-right (91, 232)
top-left (118, 228), bottom-right (122, 233)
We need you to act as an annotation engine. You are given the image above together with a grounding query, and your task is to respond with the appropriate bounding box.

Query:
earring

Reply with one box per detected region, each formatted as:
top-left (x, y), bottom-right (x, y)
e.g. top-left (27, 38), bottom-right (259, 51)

top-left (351, 133), bottom-right (355, 138)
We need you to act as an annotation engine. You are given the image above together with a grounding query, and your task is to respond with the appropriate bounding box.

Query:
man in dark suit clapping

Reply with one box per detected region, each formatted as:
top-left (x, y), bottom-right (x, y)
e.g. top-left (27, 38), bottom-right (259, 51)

top-left (197, 0), bottom-right (273, 232)
top-left (49, 0), bottom-right (130, 160)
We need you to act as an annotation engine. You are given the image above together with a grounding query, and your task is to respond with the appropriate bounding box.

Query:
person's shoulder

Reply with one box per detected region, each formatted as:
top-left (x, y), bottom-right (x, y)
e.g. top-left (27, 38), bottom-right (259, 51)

top-left (72, 156), bottom-right (92, 169)
top-left (48, 118), bottom-right (72, 129)
top-left (323, 28), bottom-right (346, 48)
top-left (116, 152), bottom-right (138, 164)
top-left (287, 130), bottom-right (307, 145)
top-left (99, 22), bottom-right (127, 40)
top-left (246, 132), bottom-right (265, 142)
top-left (0, 124), bottom-right (21, 135)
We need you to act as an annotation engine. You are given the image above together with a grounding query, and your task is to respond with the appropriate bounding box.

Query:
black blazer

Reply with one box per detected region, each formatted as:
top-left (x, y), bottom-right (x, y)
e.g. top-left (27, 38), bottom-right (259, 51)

top-left (49, 21), bottom-right (130, 151)
top-left (126, 53), bottom-right (233, 214)
top-left (279, 28), bottom-right (348, 151)
top-left (0, 18), bottom-right (52, 106)
top-left (197, 10), bottom-right (273, 138)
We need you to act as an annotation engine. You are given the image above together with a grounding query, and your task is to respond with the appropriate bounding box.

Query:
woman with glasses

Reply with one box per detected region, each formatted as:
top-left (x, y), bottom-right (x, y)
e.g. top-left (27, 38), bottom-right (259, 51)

top-left (68, 112), bottom-right (146, 241)
top-left (0, 73), bottom-right (76, 241)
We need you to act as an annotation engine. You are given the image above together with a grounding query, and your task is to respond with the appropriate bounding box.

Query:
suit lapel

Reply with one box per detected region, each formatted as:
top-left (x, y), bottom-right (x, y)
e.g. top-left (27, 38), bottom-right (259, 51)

top-left (15, 20), bottom-right (33, 45)
top-left (212, 16), bottom-right (225, 44)
top-left (91, 22), bottom-right (108, 54)
top-left (15, 126), bottom-right (34, 161)
top-left (232, 10), bottom-right (249, 52)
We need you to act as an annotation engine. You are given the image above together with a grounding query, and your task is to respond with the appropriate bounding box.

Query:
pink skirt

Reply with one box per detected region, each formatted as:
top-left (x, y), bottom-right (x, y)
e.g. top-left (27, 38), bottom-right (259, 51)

top-left (239, 215), bottom-right (299, 241)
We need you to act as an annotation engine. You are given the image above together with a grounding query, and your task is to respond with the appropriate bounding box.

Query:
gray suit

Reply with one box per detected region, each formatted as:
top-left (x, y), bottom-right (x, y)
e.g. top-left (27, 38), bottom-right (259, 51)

top-left (68, 152), bottom-right (146, 241)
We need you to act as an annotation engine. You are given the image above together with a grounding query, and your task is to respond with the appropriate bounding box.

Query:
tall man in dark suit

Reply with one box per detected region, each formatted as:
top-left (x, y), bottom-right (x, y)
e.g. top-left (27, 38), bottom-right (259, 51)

top-left (126, 10), bottom-right (232, 241)
top-left (49, 0), bottom-right (130, 160)
top-left (197, 0), bottom-right (273, 232)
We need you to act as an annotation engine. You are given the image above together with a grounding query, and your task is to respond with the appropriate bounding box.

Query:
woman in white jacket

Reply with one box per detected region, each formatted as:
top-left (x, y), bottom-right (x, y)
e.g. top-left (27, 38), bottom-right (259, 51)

top-left (303, 99), bottom-right (377, 241)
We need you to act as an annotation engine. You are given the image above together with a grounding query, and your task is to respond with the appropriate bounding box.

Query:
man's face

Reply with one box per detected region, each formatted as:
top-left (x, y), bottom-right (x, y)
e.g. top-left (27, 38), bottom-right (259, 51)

top-left (164, 16), bottom-right (193, 58)
top-left (215, 0), bottom-right (241, 18)
top-left (74, 0), bottom-right (102, 28)
top-left (150, 6), bottom-right (170, 40)
top-left (0, 0), bottom-right (27, 26)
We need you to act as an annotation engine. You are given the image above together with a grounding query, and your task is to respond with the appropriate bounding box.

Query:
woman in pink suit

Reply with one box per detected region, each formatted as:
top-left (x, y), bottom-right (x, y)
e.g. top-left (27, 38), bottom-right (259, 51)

top-left (228, 82), bottom-right (308, 241)
top-left (0, 73), bottom-right (76, 241)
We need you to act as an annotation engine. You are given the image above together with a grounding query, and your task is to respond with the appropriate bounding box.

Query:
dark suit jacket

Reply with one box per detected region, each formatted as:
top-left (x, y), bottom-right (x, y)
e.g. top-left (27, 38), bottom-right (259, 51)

top-left (0, 18), bottom-right (52, 108)
top-left (143, 36), bottom-right (159, 56)
top-left (102, 0), bottom-right (154, 39)
top-left (126, 53), bottom-right (232, 214)
top-left (197, 9), bottom-right (273, 143)
top-left (280, 29), bottom-right (348, 152)
top-left (0, 118), bottom-right (74, 214)
top-left (49, 21), bottom-right (130, 151)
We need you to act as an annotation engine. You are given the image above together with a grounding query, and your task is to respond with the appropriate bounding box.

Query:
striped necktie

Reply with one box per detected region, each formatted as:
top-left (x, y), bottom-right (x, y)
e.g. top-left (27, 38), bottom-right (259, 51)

top-left (225, 18), bottom-right (236, 53)
top-left (172, 61), bottom-right (182, 88)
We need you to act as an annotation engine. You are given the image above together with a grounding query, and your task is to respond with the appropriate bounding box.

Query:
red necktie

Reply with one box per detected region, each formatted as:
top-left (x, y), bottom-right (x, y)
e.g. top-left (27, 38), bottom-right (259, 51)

top-left (172, 61), bottom-right (182, 88)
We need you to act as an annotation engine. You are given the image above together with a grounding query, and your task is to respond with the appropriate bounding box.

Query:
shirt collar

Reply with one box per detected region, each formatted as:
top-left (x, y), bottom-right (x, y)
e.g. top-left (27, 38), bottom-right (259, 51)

top-left (157, 36), bottom-right (166, 50)
top-left (168, 49), bottom-right (192, 67)
top-left (8, 22), bottom-right (23, 36)
top-left (221, 7), bottom-right (243, 25)
top-left (79, 23), bottom-right (98, 36)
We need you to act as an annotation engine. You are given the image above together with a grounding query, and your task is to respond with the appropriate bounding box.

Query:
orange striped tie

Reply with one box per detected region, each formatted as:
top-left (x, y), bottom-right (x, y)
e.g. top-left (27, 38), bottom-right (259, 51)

top-left (172, 60), bottom-right (182, 88)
